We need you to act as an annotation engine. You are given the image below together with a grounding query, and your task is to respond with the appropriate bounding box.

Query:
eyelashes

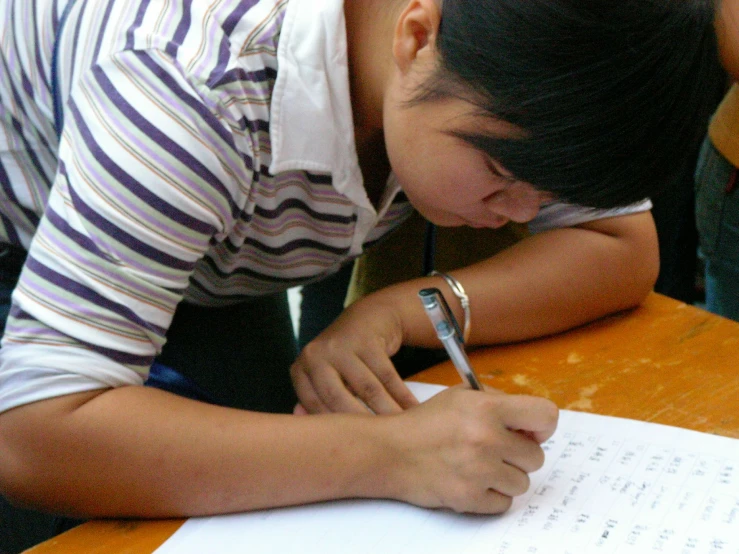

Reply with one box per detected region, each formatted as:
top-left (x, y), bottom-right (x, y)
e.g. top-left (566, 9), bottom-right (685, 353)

top-left (484, 157), bottom-right (518, 184)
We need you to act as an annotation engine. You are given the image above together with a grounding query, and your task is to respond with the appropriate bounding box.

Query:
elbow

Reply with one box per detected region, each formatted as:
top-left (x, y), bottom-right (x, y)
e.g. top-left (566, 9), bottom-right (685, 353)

top-left (632, 243), bottom-right (660, 306)
top-left (613, 212), bottom-right (661, 310)
top-left (620, 230), bottom-right (660, 310)
top-left (0, 414), bottom-right (40, 511)
top-left (0, 392), bottom-right (101, 515)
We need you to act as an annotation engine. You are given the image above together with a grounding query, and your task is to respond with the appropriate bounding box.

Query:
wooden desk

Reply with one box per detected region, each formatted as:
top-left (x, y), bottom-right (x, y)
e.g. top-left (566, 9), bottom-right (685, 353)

top-left (25, 292), bottom-right (739, 553)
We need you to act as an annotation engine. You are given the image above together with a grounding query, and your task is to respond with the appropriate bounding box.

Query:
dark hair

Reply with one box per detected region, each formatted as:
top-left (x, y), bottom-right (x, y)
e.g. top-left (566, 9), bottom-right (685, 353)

top-left (415, 0), bottom-right (725, 209)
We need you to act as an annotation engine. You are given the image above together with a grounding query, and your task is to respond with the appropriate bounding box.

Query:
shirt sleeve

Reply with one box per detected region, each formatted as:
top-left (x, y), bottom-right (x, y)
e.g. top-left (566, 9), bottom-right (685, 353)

top-left (0, 48), bottom-right (252, 414)
top-left (528, 199), bottom-right (653, 234)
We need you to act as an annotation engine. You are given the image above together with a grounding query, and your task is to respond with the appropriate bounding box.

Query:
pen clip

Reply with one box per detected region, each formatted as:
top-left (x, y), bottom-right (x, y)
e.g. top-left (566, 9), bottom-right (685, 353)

top-left (419, 287), bottom-right (465, 344)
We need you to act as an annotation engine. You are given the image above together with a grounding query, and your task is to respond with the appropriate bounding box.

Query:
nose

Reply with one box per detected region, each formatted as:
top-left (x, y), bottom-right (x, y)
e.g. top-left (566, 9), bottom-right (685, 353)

top-left (483, 182), bottom-right (546, 223)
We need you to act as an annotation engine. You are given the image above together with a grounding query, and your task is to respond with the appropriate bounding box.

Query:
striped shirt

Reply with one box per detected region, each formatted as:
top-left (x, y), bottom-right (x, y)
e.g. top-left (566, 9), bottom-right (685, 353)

top-left (0, 0), bottom-right (648, 412)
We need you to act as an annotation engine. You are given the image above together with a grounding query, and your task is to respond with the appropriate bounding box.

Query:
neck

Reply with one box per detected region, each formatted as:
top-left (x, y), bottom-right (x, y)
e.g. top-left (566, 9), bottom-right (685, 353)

top-left (344, 0), bottom-right (397, 206)
top-left (344, 0), bottom-right (396, 130)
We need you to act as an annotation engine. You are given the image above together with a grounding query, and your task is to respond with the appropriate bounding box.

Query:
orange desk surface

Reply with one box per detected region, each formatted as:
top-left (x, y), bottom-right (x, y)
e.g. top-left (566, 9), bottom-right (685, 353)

top-left (25, 292), bottom-right (739, 553)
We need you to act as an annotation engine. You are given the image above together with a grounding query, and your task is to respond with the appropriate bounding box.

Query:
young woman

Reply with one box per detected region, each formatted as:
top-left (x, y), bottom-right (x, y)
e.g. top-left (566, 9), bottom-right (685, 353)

top-left (0, 0), bottom-right (721, 550)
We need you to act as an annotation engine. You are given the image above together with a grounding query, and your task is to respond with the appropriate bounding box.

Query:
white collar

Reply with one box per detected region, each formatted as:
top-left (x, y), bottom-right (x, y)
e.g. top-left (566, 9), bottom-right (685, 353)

top-left (268, 0), bottom-right (373, 211)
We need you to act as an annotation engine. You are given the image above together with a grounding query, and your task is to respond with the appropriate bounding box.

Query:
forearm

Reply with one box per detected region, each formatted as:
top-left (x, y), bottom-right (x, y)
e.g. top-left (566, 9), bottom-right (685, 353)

top-left (459, 212), bottom-right (658, 344)
top-left (360, 212), bottom-right (659, 348)
top-left (0, 386), bottom-right (397, 518)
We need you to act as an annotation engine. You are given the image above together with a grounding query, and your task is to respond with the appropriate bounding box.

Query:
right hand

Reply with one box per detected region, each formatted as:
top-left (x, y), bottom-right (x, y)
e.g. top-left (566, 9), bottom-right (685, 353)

top-left (384, 387), bottom-right (558, 514)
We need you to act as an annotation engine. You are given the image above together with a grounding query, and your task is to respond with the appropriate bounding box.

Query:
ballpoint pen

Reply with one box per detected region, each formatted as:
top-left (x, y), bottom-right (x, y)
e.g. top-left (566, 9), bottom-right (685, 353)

top-left (418, 287), bottom-right (483, 390)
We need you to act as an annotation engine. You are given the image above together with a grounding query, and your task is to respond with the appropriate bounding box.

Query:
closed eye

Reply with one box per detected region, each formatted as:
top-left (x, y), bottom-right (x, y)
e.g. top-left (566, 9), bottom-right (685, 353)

top-left (484, 157), bottom-right (517, 184)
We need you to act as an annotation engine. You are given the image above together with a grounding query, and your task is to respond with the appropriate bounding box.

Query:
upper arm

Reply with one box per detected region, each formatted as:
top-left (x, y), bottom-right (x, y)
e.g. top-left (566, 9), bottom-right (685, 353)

top-left (1, 48), bottom-right (255, 412)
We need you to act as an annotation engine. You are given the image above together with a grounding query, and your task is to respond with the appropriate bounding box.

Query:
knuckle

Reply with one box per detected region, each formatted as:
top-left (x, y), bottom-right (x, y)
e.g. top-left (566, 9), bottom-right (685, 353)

top-left (315, 382), bottom-right (345, 409)
top-left (355, 379), bottom-right (383, 401)
top-left (373, 365), bottom-right (398, 386)
top-left (289, 361), bottom-right (305, 379)
top-left (298, 341), bottom-right (323, 363)
top-left (445, 482), bottom-right (476, 514)
top-left (459, 419), bottom-right (493, 450)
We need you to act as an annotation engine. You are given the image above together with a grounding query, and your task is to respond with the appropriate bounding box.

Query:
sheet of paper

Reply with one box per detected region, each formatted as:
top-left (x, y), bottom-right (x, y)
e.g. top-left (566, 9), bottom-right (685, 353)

top-left (155, 382), bottom-right (739, 554)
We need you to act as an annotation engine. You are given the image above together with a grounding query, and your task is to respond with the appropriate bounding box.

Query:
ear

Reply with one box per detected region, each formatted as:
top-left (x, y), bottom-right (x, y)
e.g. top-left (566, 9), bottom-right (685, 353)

top-left (392, 0), bottom-right (442, 74)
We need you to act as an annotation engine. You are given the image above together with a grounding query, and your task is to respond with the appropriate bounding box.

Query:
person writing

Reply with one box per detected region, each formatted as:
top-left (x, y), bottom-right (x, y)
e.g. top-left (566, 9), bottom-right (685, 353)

top-left (0, 0), bottom-right (721, 550)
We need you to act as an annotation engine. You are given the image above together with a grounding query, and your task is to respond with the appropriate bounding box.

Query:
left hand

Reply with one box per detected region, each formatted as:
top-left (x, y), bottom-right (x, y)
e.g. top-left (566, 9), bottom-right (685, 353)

top-left (290, 298), bottom-right (420, 415)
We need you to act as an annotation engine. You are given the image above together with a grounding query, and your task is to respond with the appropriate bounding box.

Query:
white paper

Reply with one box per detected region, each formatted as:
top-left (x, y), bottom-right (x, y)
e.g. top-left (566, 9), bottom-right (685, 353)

top-left (155, 382), bottom-right (739, 554)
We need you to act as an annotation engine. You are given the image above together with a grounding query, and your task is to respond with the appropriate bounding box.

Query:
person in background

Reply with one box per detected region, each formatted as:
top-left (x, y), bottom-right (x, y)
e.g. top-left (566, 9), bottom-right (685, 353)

top-left (695, 0), bottom-right (739, 321)
top-left (0, 0), bottom-right (721, 551)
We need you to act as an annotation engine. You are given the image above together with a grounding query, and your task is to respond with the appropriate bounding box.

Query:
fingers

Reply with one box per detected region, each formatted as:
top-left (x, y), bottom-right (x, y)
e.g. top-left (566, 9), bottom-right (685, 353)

top-left (291, 345), bottom-right (418, 415)
top-left (291, 360), bottom-right (370, 414)
top-left (448, 487), bottom-right (515, 515)
top-left (499, 427), bottom-right (546, 474)
top-left (346, 350), bottom-right (419, 413)
top-left (498, 394), bottom-right (560, 445)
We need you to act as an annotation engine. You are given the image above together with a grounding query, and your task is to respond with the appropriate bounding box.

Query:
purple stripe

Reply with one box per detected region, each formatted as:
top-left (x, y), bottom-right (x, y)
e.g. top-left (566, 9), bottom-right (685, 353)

top-left (0, 41), bottom-right (53, 182)
top-left (8, 305), bottom-right (35, 322)
top-left (7, 304), bottom-right (155, 367)
top-left (124, 0), bottom-right (152, 51)
top-left (236, 115), bottom-right (269, 135)
top-left (189, 261), bottom-right (306, 289)
top-left (92, 0), bottom-right (115, 62)
top-left (80, 341), bottom-right (155, 367)
top-left (23, 255), bottom-right (167, 336)
top-left (0, 49), bottom-right (33, 137)
top-left (52, 0), bottom-right (61, 30)
top-left (207, 1), bottom-right (261, 87)
top-left (62, 182), bottom-right (197, 272)
top-left (254, 199), bottom-right (356, 224)
top-left (222, 0), bottom-right (259, 35)
top-left (136, 52), bottom-right (236, 148)
top-left (40, 209), bottom-right (176, 307)
top-left (219, 246), bottom-right (349, 268)
top-left (43, 201), bottom-right (188, 283)
top-left (92, 58), bottom-right (239, 217)
top-left (33, 0), bottom-right (50, 93)
top-left (43, 202), bottom-right (115, 263)
top-left (304, 172), bottom-right (333, 185)
top-left (240, 237), bottom-right (350, 257)
top-left (67, 0), bottom-right (91, 94)
top-left (9, 118), bottom-right (52, 192)
top-left (164, 0), bottom-right (192, 58)
top-left (249, 216), bottom-right (354, 237)
top-left (208, 66), bottom-right (276, 89)
top-left (71, 92), bottom-right (229, 236)
top-left (0, 157), bottom-right (42, 228)
top-left (20, 68), bottom-right (34, 98)
top-left (66, 101), bottom-right (216, 235)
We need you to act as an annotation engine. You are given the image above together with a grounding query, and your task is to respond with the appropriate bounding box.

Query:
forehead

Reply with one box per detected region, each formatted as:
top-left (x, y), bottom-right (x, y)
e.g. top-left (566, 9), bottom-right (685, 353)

top-left (412, 96), bottom-right (524, 140)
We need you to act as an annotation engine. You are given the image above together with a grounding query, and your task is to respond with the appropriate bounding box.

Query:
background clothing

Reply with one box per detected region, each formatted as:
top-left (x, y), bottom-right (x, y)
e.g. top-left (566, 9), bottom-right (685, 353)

top-left (695, 137), bottom-right (739, 320)
top-left (710, 84), bottom-right (739, 167)
top-left (694, 84), bottom-right (739, 321)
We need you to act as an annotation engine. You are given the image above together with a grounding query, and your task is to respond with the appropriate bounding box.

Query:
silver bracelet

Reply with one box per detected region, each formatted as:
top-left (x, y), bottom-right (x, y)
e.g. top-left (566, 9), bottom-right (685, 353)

top-left (428, 270), bottom-right (471, 343)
